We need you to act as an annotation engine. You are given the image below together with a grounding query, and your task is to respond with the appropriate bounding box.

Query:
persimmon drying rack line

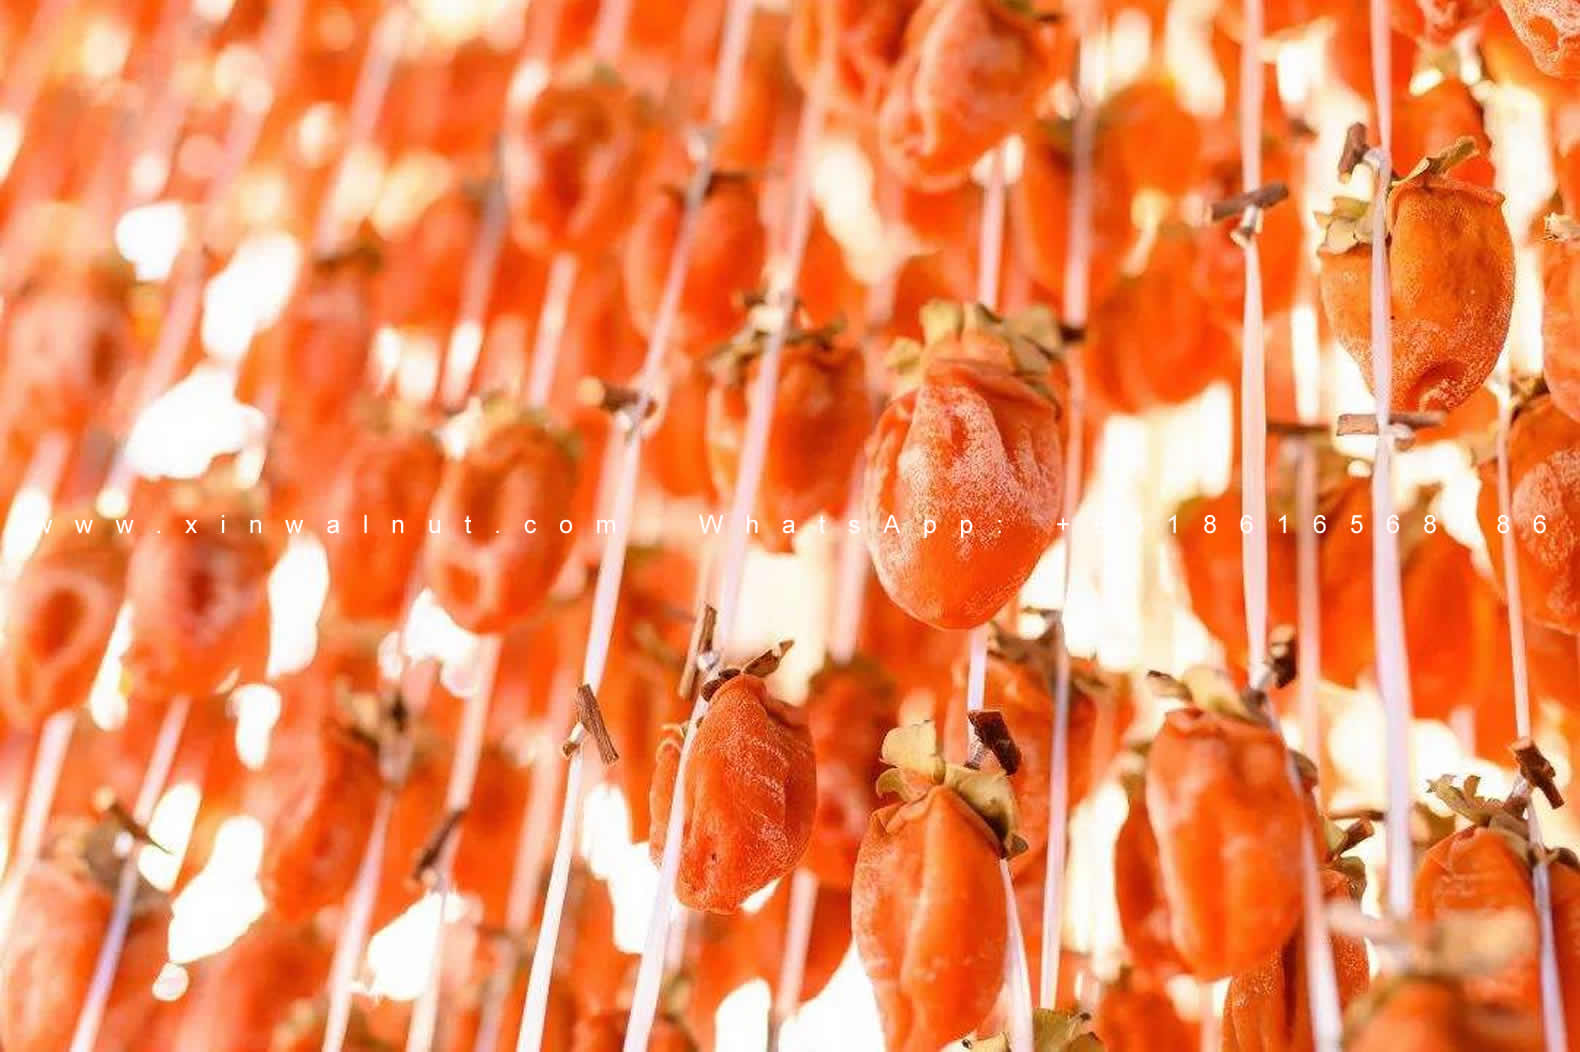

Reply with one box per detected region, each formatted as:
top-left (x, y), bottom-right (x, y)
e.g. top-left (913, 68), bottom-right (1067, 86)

top-left (621, 26), bottom-right (833, 1052)
top-left (1231, 0), bottom-right (1343, 1045)
top-left (0, 0), bottom-right (305, 977)
top-left (964, 142), bottom-right (1037, 1052)
top-left (1039, 31), bottom-right (1098, 1016)
top-left (1497, 379), bottom-right (1567, 1047)
top-left (303, 3), bottom-right (588, 1050)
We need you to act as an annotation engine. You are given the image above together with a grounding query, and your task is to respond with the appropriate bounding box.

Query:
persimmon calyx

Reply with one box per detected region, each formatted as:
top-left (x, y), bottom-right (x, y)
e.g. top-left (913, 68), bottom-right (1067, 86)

top-left (967, 1009), bottom-right (1103, 1051)
top-left (1316, 195), bottom-right (1375, 254)
top-left (1426, 774), bottom-right (1537, 860)
top-left (1147, 665), bottom-right (1262, 724)
top-left (876, 721), bottom-right (1027, 858)
top-left (1546, 213), bottom-right (1580, 242)
top-left (708, 317), bottom-right (848, 385)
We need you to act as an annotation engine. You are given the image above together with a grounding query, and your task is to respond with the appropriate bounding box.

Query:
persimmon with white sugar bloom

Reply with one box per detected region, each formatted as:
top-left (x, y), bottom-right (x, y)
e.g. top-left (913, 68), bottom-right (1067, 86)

top-left (852, 720), bottom-right (1024, 1052)
top-left (1318, 137), bottom-right (1514, 414)
top-left (865, 301), bottom-right (1068, 630)
top-left (649, 646), bottom-right (816, 913)
top-left (1476, 388), bottom-right (1580, 634)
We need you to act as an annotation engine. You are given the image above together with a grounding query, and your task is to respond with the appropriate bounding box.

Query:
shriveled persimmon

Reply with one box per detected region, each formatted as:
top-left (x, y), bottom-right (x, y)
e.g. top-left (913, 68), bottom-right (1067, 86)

top-left (649, 649), bottom-right (816, 912)
top-left (1318, 138), bottom-right (1514, 413)
top-left (865, 302), bottom-right (1068, 629)
top-left (852, 721), bottom-right (1022, 1052)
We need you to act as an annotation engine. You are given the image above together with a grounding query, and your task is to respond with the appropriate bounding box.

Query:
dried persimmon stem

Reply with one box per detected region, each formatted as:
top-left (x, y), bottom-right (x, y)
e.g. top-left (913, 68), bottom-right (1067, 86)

top-left (1209, 181), bottom-right (1290, 222)
top-left (678, 604), bottom-right (718, 701)
top-left (414, 807), bottom-right (467, 886)
top-left (1330, 818), bottom-right (1376, 859)
top-left (1339, 123), bottom-right (1371, 180)
top-left (1512, 738), bottom-right (1564, 809)
top-left (1267, 419), bottom-right (1329, 437)
top-left (967, 710), bottom-right (1023, 775)
top-left (578, 377), bottom-right (658, 421)
top-left (572, 684), bottom-right (619, 765)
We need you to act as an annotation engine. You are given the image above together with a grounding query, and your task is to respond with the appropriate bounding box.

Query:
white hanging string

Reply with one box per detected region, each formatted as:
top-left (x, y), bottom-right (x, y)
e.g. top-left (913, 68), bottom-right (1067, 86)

top-left (1496, 398), bottom-right (1569, 1052)
top-left (501, 3), bottom-right (761, 1049)
top-left (622, 38), bottom-right (832, 1052)
top-left (1233, 1), bottom-right (1342, 1046)
top-left (66, 694), bottom-right (192, 1052)
top-left (0, 0), bottom-right (77, 179)
top-left (1363, 0), bottom-right (1417, 927)
top-left (0, 0), bottom-right (306, 953)
top-left (1039, 35), bottom-right (1099, 1011)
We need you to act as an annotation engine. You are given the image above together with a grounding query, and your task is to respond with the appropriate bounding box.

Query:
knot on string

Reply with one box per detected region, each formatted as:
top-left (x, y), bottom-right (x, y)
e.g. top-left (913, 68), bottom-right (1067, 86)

top-left (965, 710), bottom-right (1022, 774)
top-left (678, 604), bottom-right (719, 702)
top-left (1209, 182), bottom-right (1288, 248)
top-left (577, 377), bottom-right (658, 434)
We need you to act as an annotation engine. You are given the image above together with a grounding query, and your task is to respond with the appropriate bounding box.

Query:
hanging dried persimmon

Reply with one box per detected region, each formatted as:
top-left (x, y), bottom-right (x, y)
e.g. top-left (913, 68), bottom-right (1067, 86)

top-left (1144, 668), bottom-right (1320, 980)
top-left (804, 656), bottom-right (899, 888)
top-left (852, 720), bottom-right (1023, 1052)
top-left (423, 395), bottom-right (581, 634)
top-left (1318, 137), bottom-right (1514, 414)
top-left (1476, 389), bottom-right (1580, 635)
top-left (875, 0), bottom-right (1061, 191)
top-left (705, 320), bottom-right (871, 554)
top-left (649, 646), bottom-right (816, 913)
top-left (865, 302), bottom-right (1068, 629)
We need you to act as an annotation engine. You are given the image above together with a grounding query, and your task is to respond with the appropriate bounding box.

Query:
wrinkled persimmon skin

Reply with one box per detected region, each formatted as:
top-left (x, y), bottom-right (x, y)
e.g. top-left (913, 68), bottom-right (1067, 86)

top-left (570, 1013), bottom-right (695, 1052)
top-left (1095, 977), bottom-right (1200, 1051)
top-left (502, 72), bottom-right (654, 259)
top-left (1087, 227), bottom-right (1238, 414)
top-left (1390, 0), bottom-right (1492, 45)
top-left (1502, 0), bottom-right (1580, 78)
top-left (1114, 789), bottom-right (1188, 981)
top-left (1222, 868), bottom-right (1371, 1051)
top-left (1476, 395), bottom-right (1580, 634)
top-left (649, 674), bottom-right (817, 913)
top-left (876, 0), bottom-right (1059, 191)
top-left (175, 915), bottom-right (331, 1052)
top-left (1393, 80), bottom-right (1496, 188)
top-left (260, 724), bottom-right (383, 923)
top-left (707, 338), bottom-right (872, 555)
top-left (940, 655), bottom-right (1133, 878)
top-left (805, 662), bottom-right (898, 888)
top-left (865, 355), bottom-right (1066, 630)
top-left (624, 176), bottom-right (765, 349)
top-left (0, 521), bottom-right (126, 730)
top-left (424, 416), bottom-right (579, 634)
top-left (1347, 976), bottom-right (1545, 1052)
top-left (852, 783), bottom-right (1009, 1052)
top-left (1319, 174), bottom-right (1514, 413)
top-left (788, 0), bottom-right (918, 120)
top-left (320, 420), bottom-right (445, 624)
top-left (124, 504), bottom-right (274, 702)
top-left (0, 267), bottom-right (136, 437)
top-left (1414, 825), bottom-right (1541, 1010)
top-left (1145, 708), bottom-right (1316, 980)
top-left (1543, 236), bottom-right (1580, 423)
top-left (0, 858), bottom-right (170, 1052)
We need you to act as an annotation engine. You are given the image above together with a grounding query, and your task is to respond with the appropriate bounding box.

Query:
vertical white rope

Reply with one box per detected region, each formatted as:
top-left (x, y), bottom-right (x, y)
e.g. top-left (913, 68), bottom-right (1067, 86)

top-left (1364, 0), bottom-right (1416, 927)
top-left (1496, 400), bottom-right (1569, 1052)
top-left (321, 789), bottom-right (397, 1052)
top-left (1039, 35), bottom-right (1100, 1011)
top-left (503, 4), bottom-right (762, 1049)
top-left (1295, 443), bottom-right (1321, 757)
top-left (1235, 0), bottom-right (1342, 1045)
top-left (0, 0), bottom-right (77, 180)
top-left (623, 37), bottom-right (831, 1052)
top-left (67, 695), bottom-right (192, 1052)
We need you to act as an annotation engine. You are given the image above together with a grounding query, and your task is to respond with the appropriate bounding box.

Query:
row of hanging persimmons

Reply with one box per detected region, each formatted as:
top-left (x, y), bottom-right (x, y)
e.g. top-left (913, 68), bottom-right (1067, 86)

top-left (2, 0), bottom-right (1580, 1048)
